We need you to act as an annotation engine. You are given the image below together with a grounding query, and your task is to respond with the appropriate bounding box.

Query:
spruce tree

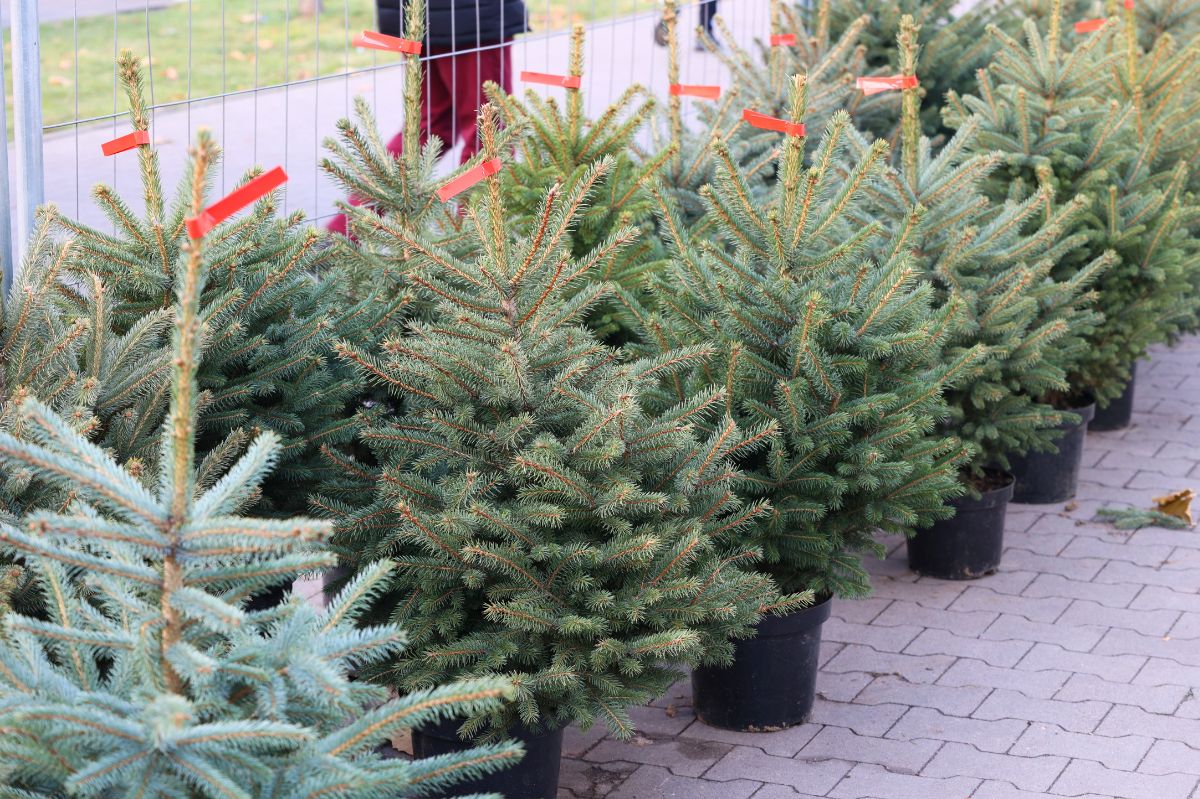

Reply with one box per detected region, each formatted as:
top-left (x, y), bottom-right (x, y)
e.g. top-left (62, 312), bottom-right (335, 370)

top-left (715, 0), bottom-right (873, 150)
top-left (320, 107), bottom-right (793, 739)
top-left (635, 78), bottom-right (977, 599)
top-left (484, 24), bottom-right (669, 341)
top-left (0, 131), bottom-right (523, 798)
top-left (945, 0), bottom-right (1194, 404)
top-left (50, 52), bottom-right (374, 515)
top-left (848, 16), bottom-right (1112, 484)
top-left (815, 0), bottom-right (1000, 138)
top-left (653, 0), bottom-right (765, 230)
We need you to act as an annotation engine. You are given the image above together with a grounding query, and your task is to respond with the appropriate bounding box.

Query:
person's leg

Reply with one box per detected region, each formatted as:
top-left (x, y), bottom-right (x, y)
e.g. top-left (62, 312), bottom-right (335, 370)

top-left (453, 41), bottom-right (513, 163)
top-left (699, 0), bottom-right (717, 34)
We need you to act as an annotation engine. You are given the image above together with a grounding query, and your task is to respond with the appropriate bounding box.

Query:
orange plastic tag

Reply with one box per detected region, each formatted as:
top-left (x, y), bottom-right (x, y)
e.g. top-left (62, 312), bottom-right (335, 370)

top-left (856, 75), bottom-right (919, 96)
top-left (101, 130), bottom-right (150, 156)
top-left (669, 84), bottom-right (721, 100)
top-left (186, 166), bottom-right (288, 239)
top-left (1074, 18), bottom-right (1107, 33)
top-left (437, 158), bottom-right (503, 202)
top-left (743, 109), bottom-right (805, 137)
top-left (353, 30), bottom-right (422, 54)
top-left (520, 71), bottom-right (582, 89)
top-left (770, 34), bottom-right (797, 46)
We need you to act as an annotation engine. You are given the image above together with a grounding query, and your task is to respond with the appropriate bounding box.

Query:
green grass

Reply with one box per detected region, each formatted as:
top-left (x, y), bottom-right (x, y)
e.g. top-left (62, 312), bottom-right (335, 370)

top-left (4, 0), bottom-right (653, 134)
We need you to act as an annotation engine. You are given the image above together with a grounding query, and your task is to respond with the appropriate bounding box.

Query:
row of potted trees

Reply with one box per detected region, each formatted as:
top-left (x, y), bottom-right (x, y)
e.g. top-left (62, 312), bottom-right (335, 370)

top-left (0, 0), bottom-right (1195, 796)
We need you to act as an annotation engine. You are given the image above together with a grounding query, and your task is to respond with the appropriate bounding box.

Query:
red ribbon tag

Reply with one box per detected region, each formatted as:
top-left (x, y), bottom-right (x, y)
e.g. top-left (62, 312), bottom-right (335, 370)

top-left (669, 84), bottom-right (721, 100)
top-left (856, 75), bottom-right (919, 95)
top-left (1074, 18), bottom-right (1107, 32)
top-left (1124, 0), bottom-right (1134, 9)
top-left (437, 158), bottom-right (503, 202)
top-left (353, 30), bottom-right (422, 54)
top-left (770, 33), bottom-right (797, 46)
top-left (186, 166), bottom-right (288, 240)
top-left (101, 130), bottom-right (150, 156)
top-left (743, 109), bottom-right (805, 137)
top-left (520, 70), bottom-right (582, 88)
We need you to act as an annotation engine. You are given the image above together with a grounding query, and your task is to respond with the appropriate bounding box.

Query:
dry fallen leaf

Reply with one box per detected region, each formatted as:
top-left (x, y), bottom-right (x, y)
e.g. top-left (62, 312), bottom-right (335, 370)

top-left (259, 38), bottom-right (275, 51)
top-left (664, 704), bottom-right (677, 718)
top-left (163, 67), bottom-right (179, 80)
top-left (48, 75), bottom-right (71, 87)
top-left (229, 50), bottom-right (247, 62)
top-left (1063, 501), bottom-right (1079, 512)
top-left (1153, 489), bottom-right (1195, 526)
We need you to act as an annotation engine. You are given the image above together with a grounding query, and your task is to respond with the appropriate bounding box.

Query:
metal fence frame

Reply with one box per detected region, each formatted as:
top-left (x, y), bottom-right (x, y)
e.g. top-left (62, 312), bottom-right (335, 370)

top-left (2, 0), bottom-right (771, 291)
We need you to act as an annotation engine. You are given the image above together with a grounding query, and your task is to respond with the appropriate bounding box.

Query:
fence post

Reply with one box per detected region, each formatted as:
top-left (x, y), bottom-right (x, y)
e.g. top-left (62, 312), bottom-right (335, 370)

top-left (10, 0), bottom-right (45, 269)
top-left (0, 24), bottom-right (13, 296)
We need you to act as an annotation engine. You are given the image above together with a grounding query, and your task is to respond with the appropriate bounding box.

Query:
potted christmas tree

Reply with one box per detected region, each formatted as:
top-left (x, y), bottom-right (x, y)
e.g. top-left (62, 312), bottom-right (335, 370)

top-left (634, 77), bottom-right (976, 730)
top-left (0, 129), bottom-right (523, 796)
top-left (320, 107), bottom-right (792, 797)
top-left (847, 17), bottom-right (1111, 578)
top-left (944, 0), bottom-right (1136, 501)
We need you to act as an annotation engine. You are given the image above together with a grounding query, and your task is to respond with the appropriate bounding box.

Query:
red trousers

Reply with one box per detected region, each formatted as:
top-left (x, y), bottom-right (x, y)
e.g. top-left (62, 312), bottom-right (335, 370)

top-left (328, 42), bottom-right (513, 235)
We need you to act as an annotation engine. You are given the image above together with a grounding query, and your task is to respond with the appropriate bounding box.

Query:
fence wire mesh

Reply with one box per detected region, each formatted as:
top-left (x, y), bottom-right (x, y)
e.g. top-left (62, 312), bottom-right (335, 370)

top-left (2, 0), bottom-right (772, 272)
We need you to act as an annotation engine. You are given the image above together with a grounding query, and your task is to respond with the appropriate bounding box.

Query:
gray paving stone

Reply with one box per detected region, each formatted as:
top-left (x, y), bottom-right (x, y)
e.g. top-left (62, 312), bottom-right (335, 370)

top-left (981, 613), bottom-right (1106, 652)
top-left (1010, 723), bottom-right (1153, 770)
top-left (1002, 509), bottom-right (1044, 533)
top-left (973, 689), bottom-right (1110, 733)
top-left (564, 722), bottom-right (610, 758)
top-left (1133, 657), bottom-right (1200, 689)
top-left (905, 628), bottom-right (1032, 668)
top-left (970, 781), bottom-right (1108, 799)
top-left (819, 642), bottom-right (845, 668)
top-left (1079, 465), bottom-right (1139, 487)
top-left (822, 645), bottom-right (955, 685)
top-left (1130, 585), bottom-right (1200, 614)
top-left (816, 670), bottom-right (874, 703)
top-left (608, 764), bottom-right (761, 799)
top-left (1001, 549), bottom-right (1107, 579)
top-left (938, 659), bottom-right (1070, 699)
top-left (1060, 536), bottom-right (1174, 566)
top-left (1094, 704), bottom-right (1200, 747)
top-left (680, 721), bottom-right (821, 759)
top-left (949, 587), bottom-right (1070, 623)
top-left (1050, 759), bottom-right (1199, 799)
top-left (1096, 451), bottom-right (1196, 477)
top-left (872, 601), bottom-right (998, 636)
top-left (1003, 528), bottom-right (1075, 557)
top-left (559, 758), bottom-right (640, 798)
top-left (868, 577), bottom-right (964, 609)
top-left (827, 763), bottom-right (980, 799)
top-left (1126, 527), bottom-right (1200, 551)
top-left (854, 675), bottom-right (990, 717)
top-left (808, 698), bottom-right (907, 737)
top-left (920, 742), bottom-right (1069, 792)
top-left (831, 597), bottom-right (892, 625)
top-left (627, 703), bottom-right (695, 737)
top-left (1094, 559), bottom-right (1200, 590)
top-left (706, 746), bottom-right (852, 794)
top-left (1162, 546), bottom-right (1200, 570)
top-left (1168, 612), bottom-right (1200, 639)
top-left (1058, 599), bottom-right (1181, 636)
top-left (1095, 627), bottom-right (1200, 666)
top-left (967, 569), bottom-right (1038, 596)
top-left (823, 618), bottom-right (923, 653)
top-left (748, 786), bottom-right (826, 799)
top-left (1016, 643), bottom-right (1146, 683)
top-left (1137, 739), bottom-right (1200, 777)
top-left (584, 735), bottom-right (732, 778)
top-left (1055, 672), bottom-right (1188, 714)
top-left (798, 726), bottom-right (941, 774)
top-left (1021, 573), bottom-right (1140, 608)
top-left (886, 707), bottom-right (1026, 753)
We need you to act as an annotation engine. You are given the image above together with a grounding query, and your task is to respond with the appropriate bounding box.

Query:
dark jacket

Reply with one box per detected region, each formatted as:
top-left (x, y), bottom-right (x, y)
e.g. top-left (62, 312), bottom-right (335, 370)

top-left (377, 0), bottom-right (528, 49)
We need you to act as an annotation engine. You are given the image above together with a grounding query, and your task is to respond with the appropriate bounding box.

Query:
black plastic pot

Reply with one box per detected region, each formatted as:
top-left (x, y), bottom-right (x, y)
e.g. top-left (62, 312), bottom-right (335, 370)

top-left (907, 474), bottom-right (1014, 579)
top-left (1090, 363), bottom-right (1138, 432)
top-left (410, 717), bottom-right (561, 799)
top-left (1009, 401), bottom-right (1096, 504)
top-left (691, 595), bottom-right (832, 731)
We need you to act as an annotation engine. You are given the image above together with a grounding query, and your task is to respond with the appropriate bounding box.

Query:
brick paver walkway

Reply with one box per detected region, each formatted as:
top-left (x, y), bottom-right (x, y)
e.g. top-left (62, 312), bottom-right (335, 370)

top-left (557, 337), bottom-right (1200, 799)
